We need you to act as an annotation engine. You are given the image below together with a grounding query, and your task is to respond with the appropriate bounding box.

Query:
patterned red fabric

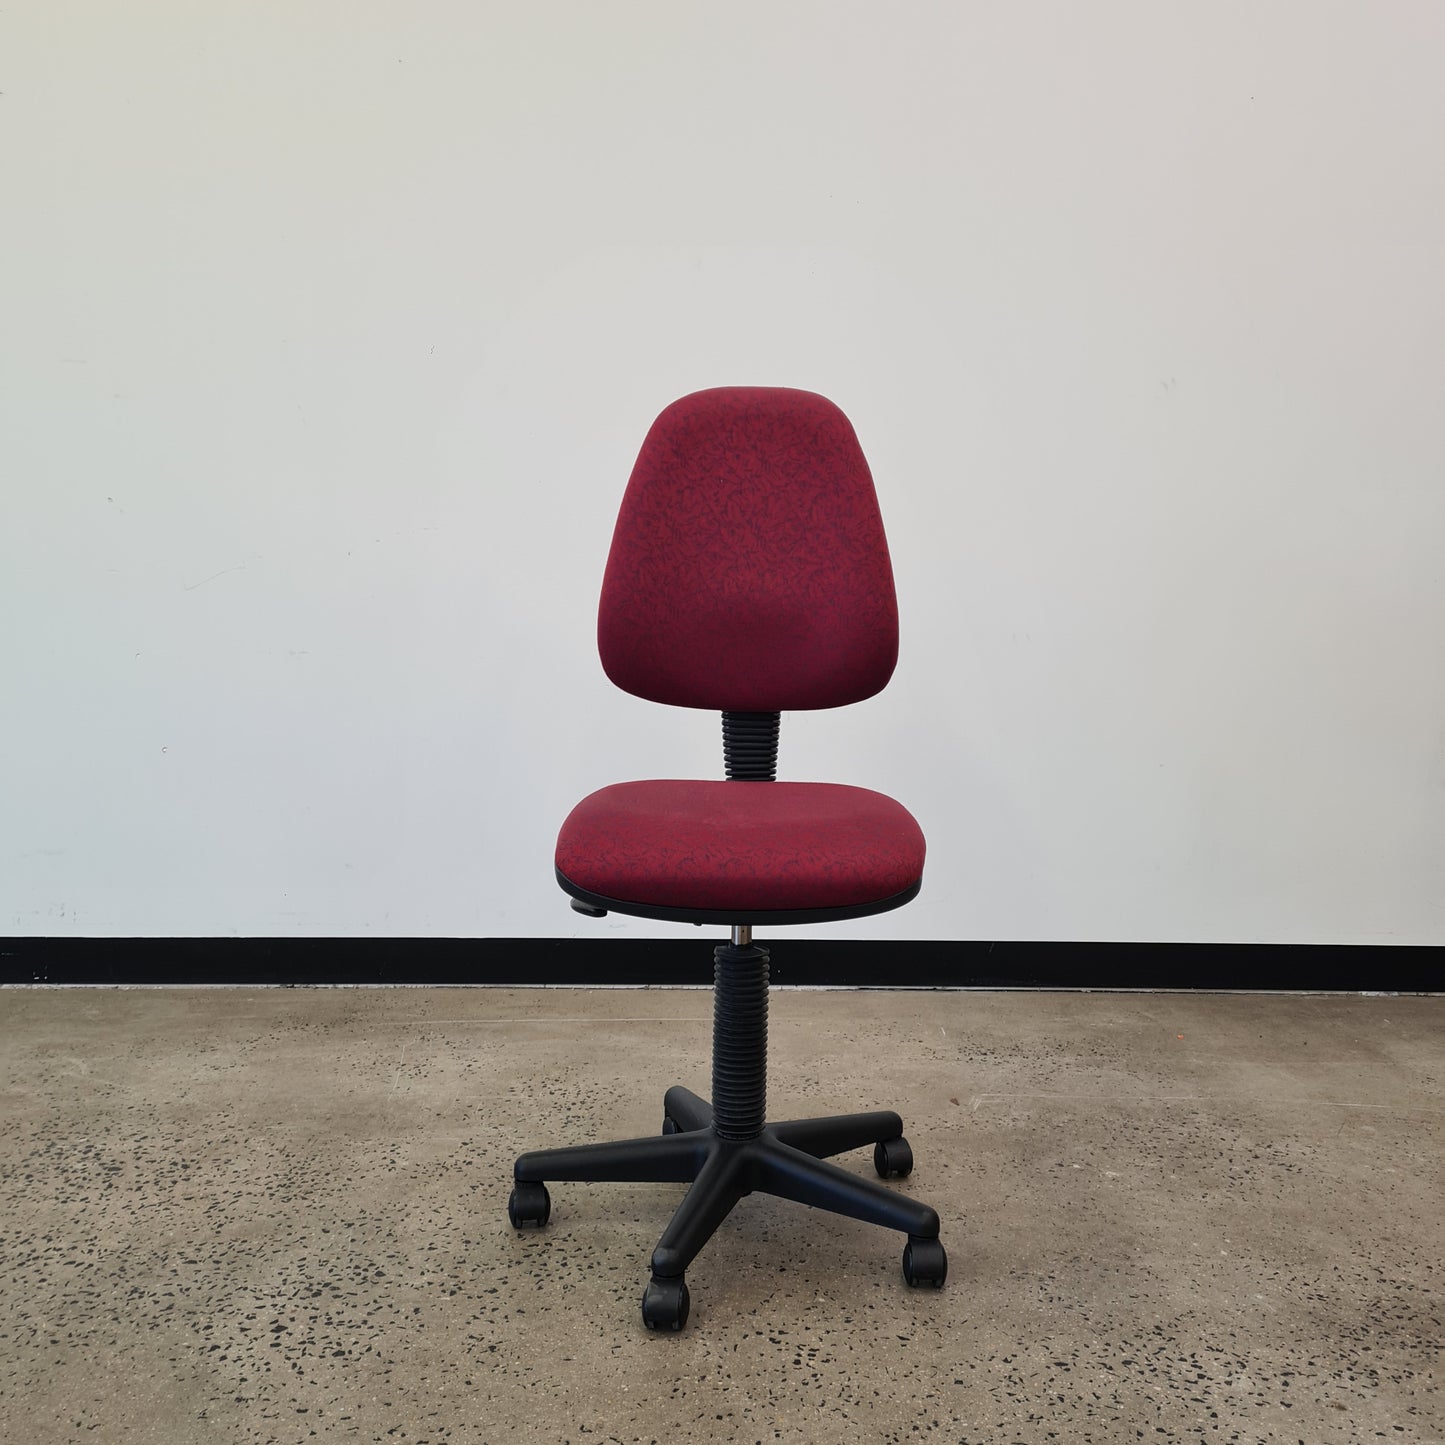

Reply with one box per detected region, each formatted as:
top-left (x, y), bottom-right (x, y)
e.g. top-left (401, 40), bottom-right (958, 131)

top-left (598, 388), bottom-right (899, 711)
top-left (555, 781), bottom-right (925, 912)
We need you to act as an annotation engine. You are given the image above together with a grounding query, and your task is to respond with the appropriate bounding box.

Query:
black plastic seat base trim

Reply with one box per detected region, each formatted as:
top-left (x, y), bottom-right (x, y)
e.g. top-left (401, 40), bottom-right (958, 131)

top-left (554, 869), bottom-right (922, 926)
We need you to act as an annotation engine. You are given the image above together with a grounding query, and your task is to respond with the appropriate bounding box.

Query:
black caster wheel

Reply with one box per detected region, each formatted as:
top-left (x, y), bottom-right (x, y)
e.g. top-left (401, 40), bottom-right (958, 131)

top-left (507, 1181), bottom-right (551, 1229)
top-left (902, 1235), bottom-right (947, 1289)
top-left (662, 1115), bottom-right (680, 1135)
top-left (874, 1137), bottom-right (914, 1178)
top-left (641, 1274), bottom-right (690, 1331)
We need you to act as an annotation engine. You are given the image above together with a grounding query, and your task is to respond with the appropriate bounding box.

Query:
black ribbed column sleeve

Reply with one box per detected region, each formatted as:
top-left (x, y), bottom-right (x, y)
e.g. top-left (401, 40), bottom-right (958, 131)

top-left (721, 712), bottom-right (780, 780)
top-left (710, 941), bottom-right (770, 1139)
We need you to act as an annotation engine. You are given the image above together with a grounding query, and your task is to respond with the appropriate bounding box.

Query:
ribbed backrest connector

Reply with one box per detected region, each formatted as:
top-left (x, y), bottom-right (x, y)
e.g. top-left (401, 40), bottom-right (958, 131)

top-left (722, 712), bottom-right (780, 781)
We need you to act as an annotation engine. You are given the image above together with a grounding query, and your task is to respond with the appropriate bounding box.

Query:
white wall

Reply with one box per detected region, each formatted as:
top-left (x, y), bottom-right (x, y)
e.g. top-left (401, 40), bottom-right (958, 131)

top-left (4, 2), bottom-right (1443, 943)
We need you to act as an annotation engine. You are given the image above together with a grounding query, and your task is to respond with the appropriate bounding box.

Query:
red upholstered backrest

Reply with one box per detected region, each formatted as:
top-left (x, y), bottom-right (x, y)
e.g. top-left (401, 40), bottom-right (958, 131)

top-left (598, 388), bottom-right (899, 710)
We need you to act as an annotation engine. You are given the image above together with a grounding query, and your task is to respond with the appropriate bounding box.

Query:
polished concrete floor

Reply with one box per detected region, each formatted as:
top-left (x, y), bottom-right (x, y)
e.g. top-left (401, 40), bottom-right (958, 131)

top-left (0, 986), bottom-right (1440, 1444)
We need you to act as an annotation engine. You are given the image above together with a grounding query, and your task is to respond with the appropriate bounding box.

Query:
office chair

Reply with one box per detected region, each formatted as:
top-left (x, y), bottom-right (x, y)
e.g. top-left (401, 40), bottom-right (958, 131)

top-left (509, 387), bottom-right (945, 1330)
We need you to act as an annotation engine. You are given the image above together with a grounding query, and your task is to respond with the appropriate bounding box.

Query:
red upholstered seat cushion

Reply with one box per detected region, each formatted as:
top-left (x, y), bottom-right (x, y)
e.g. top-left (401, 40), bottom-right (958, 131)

top-left (555, 781), bottom-right (925, 913)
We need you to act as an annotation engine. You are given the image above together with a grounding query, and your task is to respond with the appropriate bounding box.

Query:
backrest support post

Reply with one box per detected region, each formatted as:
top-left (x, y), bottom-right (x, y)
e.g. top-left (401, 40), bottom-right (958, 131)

top-left (722, 711), bottom-right (780, 780)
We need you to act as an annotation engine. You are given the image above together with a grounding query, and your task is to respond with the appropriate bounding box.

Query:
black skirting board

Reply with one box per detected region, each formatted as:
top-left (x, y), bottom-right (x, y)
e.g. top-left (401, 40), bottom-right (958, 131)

top-left (1, 937), bottom-right (1438, 991)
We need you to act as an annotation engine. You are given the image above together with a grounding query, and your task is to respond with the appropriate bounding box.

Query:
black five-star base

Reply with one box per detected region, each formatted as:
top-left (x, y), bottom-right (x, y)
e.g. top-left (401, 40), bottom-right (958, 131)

top-left (508, 939), bottom-right (947, 1330)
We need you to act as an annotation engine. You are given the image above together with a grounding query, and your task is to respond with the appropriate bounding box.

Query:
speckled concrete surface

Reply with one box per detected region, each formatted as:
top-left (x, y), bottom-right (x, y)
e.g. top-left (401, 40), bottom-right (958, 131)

top-left (0, 987), bottom-right (1440, 1444)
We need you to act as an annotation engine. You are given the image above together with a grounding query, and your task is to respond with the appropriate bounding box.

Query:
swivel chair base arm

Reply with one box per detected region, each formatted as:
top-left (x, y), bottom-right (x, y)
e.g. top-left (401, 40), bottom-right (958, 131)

top-left (508, 938), bottom-right (947, 1330)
